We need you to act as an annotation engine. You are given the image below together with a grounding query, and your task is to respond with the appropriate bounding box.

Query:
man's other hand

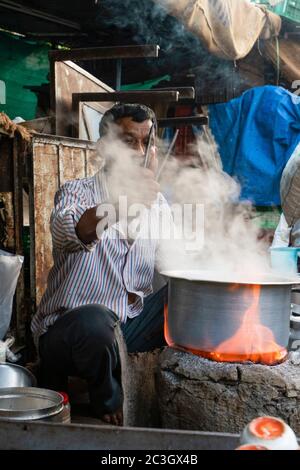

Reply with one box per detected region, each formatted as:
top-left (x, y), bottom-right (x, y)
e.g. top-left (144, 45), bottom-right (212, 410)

top-left (76, 206), bottom-right (99, 244)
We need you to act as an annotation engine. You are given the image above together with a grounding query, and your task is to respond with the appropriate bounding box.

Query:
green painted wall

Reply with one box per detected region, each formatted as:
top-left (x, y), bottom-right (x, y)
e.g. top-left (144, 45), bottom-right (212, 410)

top-left (0, 31), bottom-right (50, 121)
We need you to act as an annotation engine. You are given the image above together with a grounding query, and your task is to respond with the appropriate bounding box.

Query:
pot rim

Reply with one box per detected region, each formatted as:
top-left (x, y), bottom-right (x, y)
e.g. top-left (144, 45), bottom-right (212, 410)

top-left (160, 269), bottom-right (300, 285)
top-left (0, 387), bottom-right (63, 421)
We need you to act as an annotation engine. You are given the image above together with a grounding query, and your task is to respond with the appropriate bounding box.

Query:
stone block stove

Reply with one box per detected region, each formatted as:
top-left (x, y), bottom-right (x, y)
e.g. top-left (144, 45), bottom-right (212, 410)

top-left (157, 348), bottom-right (300, 435)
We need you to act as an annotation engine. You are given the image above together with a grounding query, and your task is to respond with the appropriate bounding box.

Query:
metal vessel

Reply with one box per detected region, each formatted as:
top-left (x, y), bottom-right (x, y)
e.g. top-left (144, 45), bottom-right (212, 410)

top-left (0, 363), bottom-right (36, 388)
top-left (162, 270), bottom-right (297, 365)
top-left (0, 387), bottom-right (64, 421)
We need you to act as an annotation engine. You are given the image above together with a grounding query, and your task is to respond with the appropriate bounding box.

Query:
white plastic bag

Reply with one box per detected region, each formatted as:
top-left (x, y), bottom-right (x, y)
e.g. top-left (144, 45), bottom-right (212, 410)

top-left (0, 250), bottom-right (24, 340)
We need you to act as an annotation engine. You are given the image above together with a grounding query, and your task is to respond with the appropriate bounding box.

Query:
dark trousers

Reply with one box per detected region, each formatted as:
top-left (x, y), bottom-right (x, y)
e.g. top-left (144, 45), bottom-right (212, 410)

top-left (38, 286), bottom-right (167, 417)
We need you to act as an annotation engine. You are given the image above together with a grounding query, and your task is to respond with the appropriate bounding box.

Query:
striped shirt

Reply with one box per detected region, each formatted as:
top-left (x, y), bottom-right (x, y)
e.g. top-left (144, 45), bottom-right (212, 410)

top-left (31, 170), bottom-right (166, 341)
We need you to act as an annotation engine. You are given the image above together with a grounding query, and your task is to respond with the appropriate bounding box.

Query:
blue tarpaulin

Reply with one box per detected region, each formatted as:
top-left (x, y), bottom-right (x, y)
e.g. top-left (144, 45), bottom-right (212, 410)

top-left (208, 85), bottom-right (300, 206)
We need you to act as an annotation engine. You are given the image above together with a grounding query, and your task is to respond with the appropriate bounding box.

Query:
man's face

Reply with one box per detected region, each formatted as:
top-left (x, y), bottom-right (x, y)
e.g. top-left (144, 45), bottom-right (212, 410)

top-left (116, 117), bottom-right (157, 172)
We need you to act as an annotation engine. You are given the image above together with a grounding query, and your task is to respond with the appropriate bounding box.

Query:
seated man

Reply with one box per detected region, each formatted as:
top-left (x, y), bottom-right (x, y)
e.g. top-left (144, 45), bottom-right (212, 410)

top-left (31, 103), bottom-right (168, 426)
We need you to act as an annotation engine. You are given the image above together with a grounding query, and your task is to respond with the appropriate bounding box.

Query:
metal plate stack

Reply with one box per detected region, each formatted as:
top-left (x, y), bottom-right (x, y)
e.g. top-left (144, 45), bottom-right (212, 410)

top-left (0, 363), bottom-right (36, 389)
top-left (0, 387), bottom-right (64, 421)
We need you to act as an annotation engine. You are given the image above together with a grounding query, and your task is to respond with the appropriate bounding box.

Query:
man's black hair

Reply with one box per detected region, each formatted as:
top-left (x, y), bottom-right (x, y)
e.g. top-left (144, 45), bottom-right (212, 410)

top-left (99, 103), bottom-right (157, 137)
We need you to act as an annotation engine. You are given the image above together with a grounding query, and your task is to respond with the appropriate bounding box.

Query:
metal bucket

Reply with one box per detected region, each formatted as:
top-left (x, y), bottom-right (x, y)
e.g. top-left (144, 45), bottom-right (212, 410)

top-left (0, 387), bottom-right (64, 421)
top-left (0, 363), bottom-right (36, 388)
top-left (162, 271), bottom-right (296, 365)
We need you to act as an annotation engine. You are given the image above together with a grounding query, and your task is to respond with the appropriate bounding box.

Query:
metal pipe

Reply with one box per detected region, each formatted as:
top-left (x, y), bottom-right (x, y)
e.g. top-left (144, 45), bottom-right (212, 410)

top-left (115, 59), bottom-right (122, 91)
top-left (144, 124), bottom-right (155, 169)
top-left (158, 115), bottom-right (208, 128)
top-left (156, 129), bottom-right (179, 181)
top-left (49, 45), bottom-right (160, 62)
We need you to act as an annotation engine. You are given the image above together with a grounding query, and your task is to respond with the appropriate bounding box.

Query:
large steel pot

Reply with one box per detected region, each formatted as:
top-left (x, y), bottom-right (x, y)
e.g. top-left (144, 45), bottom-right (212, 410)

top-left (0, 363), bottom-right (36, 388)
top-left (162, 270), bottom-right (298, 365)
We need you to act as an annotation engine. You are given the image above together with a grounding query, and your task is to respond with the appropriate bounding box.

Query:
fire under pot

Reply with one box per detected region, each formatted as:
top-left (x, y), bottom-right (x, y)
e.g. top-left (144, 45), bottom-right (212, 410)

top-left (162, 271), bottom-right (297, 366)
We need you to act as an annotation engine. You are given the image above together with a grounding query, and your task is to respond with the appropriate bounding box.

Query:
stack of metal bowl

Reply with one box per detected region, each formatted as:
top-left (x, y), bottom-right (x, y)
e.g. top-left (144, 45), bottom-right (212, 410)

top-left (0, 387), bottom-right (64, 421)
top-left (0, 363), bottom-right (36, 388)
top-left (0, 363), bottom-right (65, 422)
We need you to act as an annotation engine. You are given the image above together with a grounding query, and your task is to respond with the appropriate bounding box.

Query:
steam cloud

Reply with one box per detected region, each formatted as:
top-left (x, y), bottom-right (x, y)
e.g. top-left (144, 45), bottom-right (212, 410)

top-left (92, 1), bottom-right (288, 282)
top-left (96, 124), bottom-right (158, 206)
top-left (96, 0), bottom-right (251, 97)
top-left (96, 0), bottom-right (236, 82)
top-left (156, 132), bottom-right (276, 282)
top-left (96, 126), bottom-right (281, 283)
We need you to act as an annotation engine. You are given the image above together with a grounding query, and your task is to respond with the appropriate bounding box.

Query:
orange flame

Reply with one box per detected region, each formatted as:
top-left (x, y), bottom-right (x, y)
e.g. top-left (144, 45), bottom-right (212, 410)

top-left (207, 285), bottom-right (287, 365)
top-left (164, 303), bottom-right (174, 348)
top-left (164, 285), bottom-right (288, 365)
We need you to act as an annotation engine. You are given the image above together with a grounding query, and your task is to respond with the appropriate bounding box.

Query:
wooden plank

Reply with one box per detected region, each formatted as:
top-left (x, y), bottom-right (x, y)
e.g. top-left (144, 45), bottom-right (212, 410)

top-left (72, 91), bottom-right (179, 103)
top-left (49, 54), bottom-right (56, 130)
top-left (158, 115), bottom-right (208, 128)
top-left (12, 138), bottom-right (23, 254)
top-left (154, 87), bottom-right (195, 99)
top-left (52, 61), bottom-right (114, 137)
top-left (30, 135), bottom-right (97, 307)
top-left (58, 145), bottom-right (86, 185)
top-left (0, 135), bottom-right (27, 343)
top-left (32, 142), bottom-right (59, 305)
top-left (49, 45), bottom-right (160, 62)
top-left (28, 151), bottom-right (37, 320)
top-left (0, 136), bottom-right (13, 192)
top-left (0, 192), bottom-right (14, 251)
top-left (21, 117), bottom-right (54, 134)
top-left (85, 148), bottom-right (99, 178)
top-left (12, 138), bottom-right (25, 342)
top-left (32, 133), bottom-right (96, 149)
top-left (0, 136), bottom-right (14, 251)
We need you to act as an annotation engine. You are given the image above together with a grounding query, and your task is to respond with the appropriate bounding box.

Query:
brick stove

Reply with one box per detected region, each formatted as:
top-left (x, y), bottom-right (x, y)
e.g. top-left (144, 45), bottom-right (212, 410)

top-left (157, 348), bottom-right (300, 435)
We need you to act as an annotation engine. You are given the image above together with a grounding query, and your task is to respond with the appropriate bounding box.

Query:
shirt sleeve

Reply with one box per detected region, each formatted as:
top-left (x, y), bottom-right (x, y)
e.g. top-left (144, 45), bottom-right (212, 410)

top-left (51, 180), bottom-right (99, 253)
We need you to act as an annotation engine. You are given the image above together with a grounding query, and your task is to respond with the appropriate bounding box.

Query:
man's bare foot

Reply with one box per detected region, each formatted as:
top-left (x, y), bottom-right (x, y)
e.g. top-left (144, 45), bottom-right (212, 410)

top-left (102, 408), bottom-right (123, 426)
